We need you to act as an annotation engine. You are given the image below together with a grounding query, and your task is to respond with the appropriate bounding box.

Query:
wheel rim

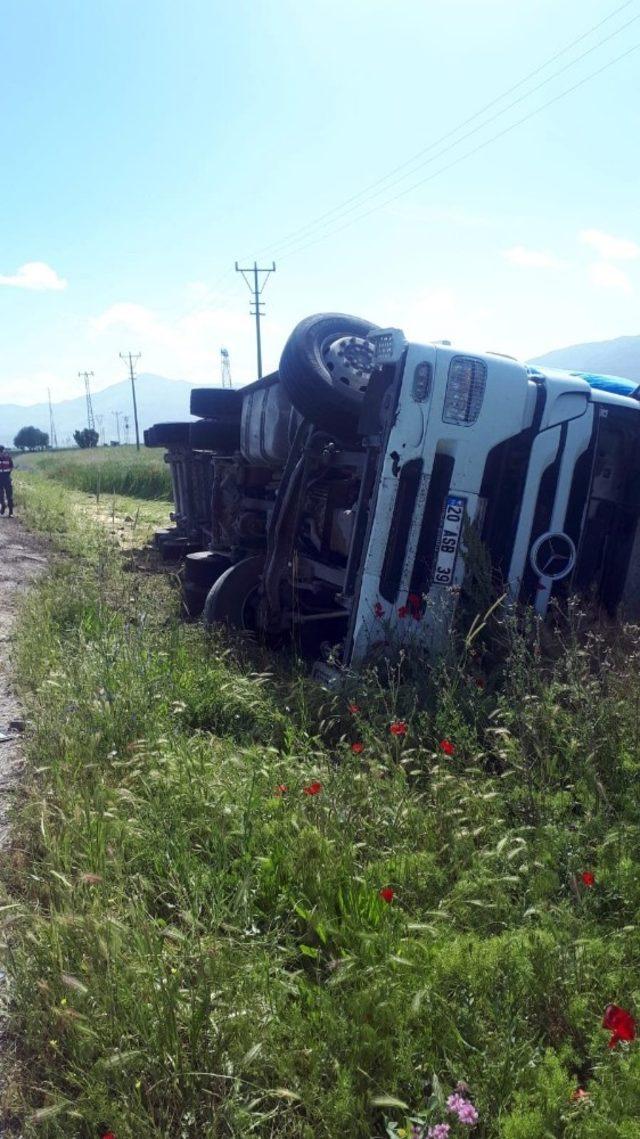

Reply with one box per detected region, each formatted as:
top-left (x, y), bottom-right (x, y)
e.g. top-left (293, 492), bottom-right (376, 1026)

top-left (321, 334), bottom-right (375, 394)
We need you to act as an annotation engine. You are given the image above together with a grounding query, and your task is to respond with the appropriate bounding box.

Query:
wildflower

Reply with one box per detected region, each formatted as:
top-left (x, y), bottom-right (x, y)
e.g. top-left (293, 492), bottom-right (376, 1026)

top-left (374, 602), bottom-right (384, 618)
top-left (390, 721), bottom-right (408, 736)
top-left (379, 887), bottom-right (395, 903)
top-left (570, 1088), bottom-right (589, 1102)
top-left (439, 739), bottom-right (456, 756)
top-left (348, 703), bottom-right (360, 714)
top-left (581, 871), bottom-right (595, 887)
top-left (447, 1094), bottom-right (478, 1125)
top-left (303, 781), bottom-right (322, 796)
top-left (457, 1102), bottom-right (479, 1126)
top-left (351, 742), bottom-right (364, 754)
top-left (427, 1126), bottom-right (450, 1139)
top-left (407, 592), bottom-right (422, 608)
top-left (603, 1003), bottom-right (636, 1048)
top-left (398, 606), bottom-right (409, 618)
top-left (274, 784), bottom-right (288, 797)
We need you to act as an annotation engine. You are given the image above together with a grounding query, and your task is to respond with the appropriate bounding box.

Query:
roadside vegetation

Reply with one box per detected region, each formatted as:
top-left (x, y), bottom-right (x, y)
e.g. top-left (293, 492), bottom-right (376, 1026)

top-left (17, 445), bottom-right (172, 501)
top-left (1, 472), bottom-right (639, 1138)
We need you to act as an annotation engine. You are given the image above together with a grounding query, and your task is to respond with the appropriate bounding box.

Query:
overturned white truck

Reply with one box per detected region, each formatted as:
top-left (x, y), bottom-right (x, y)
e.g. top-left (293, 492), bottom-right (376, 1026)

top-left (146, 314), bottom-right (640, 677)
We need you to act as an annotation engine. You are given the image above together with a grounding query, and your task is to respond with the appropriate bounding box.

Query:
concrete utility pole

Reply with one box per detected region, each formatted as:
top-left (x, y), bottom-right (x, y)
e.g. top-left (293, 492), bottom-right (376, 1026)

top-left (120, 351), bottom-right (142, 450)
top-left (47, 388), bottom-right (58, 449)
top-left (235, 261), bottom-right (276, 379)
top-left (113, 410), bottom-right (123, 444)
top-left (78, 371), bottom-right (95, 430)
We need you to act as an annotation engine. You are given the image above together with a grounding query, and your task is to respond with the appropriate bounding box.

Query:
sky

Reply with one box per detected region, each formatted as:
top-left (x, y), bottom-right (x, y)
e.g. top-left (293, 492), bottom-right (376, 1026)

top-left (1, 0), bottom-right (640, 407)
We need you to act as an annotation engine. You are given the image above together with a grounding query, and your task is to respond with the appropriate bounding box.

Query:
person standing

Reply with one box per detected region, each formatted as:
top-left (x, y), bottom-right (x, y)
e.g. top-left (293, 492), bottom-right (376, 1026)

top-left (0, 446), bottom-right (14, 516)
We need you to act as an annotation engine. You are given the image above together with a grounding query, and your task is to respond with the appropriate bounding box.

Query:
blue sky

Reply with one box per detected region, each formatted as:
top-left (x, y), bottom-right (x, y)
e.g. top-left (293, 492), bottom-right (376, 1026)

top-left (1, 0), bottom-right (639, 405)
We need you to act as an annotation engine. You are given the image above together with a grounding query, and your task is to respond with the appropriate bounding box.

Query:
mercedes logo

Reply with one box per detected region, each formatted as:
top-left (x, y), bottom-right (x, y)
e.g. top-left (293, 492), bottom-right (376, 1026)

top-left (530, 531), bottom-right (576, 581)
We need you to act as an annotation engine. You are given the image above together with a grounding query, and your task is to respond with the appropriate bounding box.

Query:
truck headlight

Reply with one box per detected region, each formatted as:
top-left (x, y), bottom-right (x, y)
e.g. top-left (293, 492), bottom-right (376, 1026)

top-left (443, 356), bottom-right (487, 425)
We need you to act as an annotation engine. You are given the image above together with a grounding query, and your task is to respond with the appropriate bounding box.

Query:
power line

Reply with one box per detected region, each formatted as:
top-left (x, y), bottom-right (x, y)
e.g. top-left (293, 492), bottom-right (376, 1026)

top-left (235, 261), bottom-right (276, 379)
top-left (119, 352), bottom-right (142, 451)
top-left (277, 38), bottom-right (640, 262)
top-left (267, 4), bottom-right (640, 258)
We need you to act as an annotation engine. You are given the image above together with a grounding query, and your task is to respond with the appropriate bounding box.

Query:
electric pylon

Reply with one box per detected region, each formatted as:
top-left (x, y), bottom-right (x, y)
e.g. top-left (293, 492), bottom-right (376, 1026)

top-left (47, 388), bottom-right (58, 449)
top-left (221, 347), bottom-right (232, 388)
top-left (78, 371), bottom-right (95, 430)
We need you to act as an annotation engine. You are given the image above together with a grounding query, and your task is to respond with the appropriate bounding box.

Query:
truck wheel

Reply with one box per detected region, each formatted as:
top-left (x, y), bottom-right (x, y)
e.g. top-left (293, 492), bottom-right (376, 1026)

top-left (203, 555), bottom-right (264, 629)
top-left (148, 422), bottom-right (192, 447)
top-left (189, 417), bottom-right (240, 453)
top-left (184, 551), bottom-right (231, 588)
top-left (190, 388), bottom-right (243, 418)
top-left (279, 313), bottom-right (378, 437)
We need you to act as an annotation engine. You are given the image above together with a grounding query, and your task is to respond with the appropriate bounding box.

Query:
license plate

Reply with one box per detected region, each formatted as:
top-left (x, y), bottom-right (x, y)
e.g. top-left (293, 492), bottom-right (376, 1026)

top-left (433, 495), bottom-right (466, 585)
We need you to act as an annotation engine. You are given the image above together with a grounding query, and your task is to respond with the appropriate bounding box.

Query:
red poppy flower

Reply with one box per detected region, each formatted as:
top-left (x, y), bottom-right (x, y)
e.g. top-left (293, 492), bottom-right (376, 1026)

top-left (439, 739), bottom-right (456, 756)
top-left (348, 703), bottom-right (360, 715)
top-left (570, 1088), bottom-right (589, 1103)
top-left (581, 871), bottom-right (595, 887)
top-left (379, 887), bottom-right (395, 903)
top-left (398, 606), bottom-right (408, 618)
top-left (274, 784), bottom-right (288, 797)
top-left (351, 742), bottom-right (364, 754)
top-left (390, 721), bottom-right (408, 736)
top-left (373, 602), bottom-right (384, 618)
top-left (602, 1004), bottom-right (636, 1048)
top-left (303, 781), bottom-right (323, 796)
top-left (407, 593), bottom-right (421, 608)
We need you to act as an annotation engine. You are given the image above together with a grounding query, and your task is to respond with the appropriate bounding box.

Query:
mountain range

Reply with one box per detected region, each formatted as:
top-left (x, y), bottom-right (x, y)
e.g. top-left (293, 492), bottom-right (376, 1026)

top-left (0, 374), bottom-right (198, 447)
top-left (2, 334), bottom-right (640, 447)
top-left (531, 334), bottom-right (640, 380)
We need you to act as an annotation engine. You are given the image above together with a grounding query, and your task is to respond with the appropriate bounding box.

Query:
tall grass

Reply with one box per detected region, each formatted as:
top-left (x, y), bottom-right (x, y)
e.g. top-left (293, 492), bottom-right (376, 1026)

top-left (34, 449), bottom-right (172, 501)
top-left (2, 479), bottom-right (639, 1137)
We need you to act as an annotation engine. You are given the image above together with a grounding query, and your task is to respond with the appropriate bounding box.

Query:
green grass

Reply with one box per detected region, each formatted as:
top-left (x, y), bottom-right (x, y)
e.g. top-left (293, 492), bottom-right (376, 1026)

top-left (17, 445), bottom-right (172, 501)
top-left (2, 475), bottom-right (640, 1138)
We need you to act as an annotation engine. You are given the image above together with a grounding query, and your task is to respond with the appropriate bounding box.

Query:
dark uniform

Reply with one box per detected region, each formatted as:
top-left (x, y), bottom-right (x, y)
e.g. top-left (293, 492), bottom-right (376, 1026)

top-left (0, 450), bottom-right (14, 515)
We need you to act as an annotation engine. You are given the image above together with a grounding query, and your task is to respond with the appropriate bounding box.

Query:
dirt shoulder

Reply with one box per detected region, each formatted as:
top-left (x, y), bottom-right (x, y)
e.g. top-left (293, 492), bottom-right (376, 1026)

top-left (0, 518), bottom-right (47, 843)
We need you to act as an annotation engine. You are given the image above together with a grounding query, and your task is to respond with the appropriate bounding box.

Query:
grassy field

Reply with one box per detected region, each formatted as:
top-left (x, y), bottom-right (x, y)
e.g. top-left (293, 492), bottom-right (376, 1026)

top-left (15, 444), bottom-right (172, 501)
top-left (1, 473), bottom-right (639, 1137)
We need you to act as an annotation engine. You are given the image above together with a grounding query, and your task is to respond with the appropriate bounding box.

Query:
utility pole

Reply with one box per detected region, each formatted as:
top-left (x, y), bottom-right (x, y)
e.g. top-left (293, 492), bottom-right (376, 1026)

top-left (113, 411), bottom-right (122, 445)
top-left (220, 347), bottom-right (232, 389)
top-left (78, 371), bottom-right (95, 430)
top-left (120, 351), bottom-right (142, 450)
top-left (47, 388), bottom-right (58, 449)
top-left (235, 261), bottom-right (276, 379)
top-left (95, 414), bottom-right (105, 445)
top-left (123, 415), bottom-right (130, 445)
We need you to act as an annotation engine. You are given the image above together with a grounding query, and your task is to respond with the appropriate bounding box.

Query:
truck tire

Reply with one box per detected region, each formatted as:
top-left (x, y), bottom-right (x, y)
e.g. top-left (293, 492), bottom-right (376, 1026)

top-left (190, 388), bottom-right (243, 418)
top-left (279, 313), bottom-right (378, 437)
top-left (184, 551), bottom-right (231, 588)
top-left (189, 417), bottom-right (240, 453)
top-left (203, 555), bottom-right (264, 629)
top-left (148, 422), bottom-right (191, 448)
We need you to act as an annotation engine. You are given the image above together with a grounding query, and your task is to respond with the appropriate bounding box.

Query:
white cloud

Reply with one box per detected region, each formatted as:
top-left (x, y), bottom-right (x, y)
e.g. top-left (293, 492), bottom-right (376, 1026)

top-left (580, 229), bottom-right (640, 262)
top-left (588, 262), bottom-right (633, 294)
top-left (0, 261), bottom-right (67, 291)
top-left (503, 245), bottom-right (565, 269)
top-left (90, 297), bottom-right (286, 386)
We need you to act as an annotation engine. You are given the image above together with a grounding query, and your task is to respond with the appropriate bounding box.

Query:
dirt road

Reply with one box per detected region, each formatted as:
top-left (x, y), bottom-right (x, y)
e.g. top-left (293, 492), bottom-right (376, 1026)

top-left (0, 517), bottom-right (47, 843)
